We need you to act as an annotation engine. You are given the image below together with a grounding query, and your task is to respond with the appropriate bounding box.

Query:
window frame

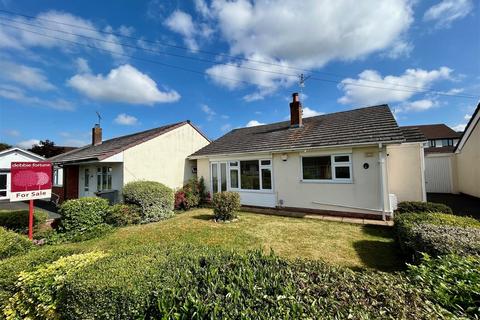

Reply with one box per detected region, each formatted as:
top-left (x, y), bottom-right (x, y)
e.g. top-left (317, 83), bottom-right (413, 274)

top-left (210, 158), bottom-right (274, 194)
top-left (53, 167), bottom-right (63, 187)
top-left (96, 166), bottom-right (113, 191)
top-left (301, 154), bottom-right (353, 183)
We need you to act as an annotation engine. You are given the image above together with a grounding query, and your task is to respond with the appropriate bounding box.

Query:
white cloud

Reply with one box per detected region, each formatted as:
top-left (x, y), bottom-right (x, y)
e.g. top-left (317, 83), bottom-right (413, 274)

top-left (4, 129), bottom-right (20, 137)
top-left (0, 61), bottom-right (55, 91)
top-left (75, 58), bottom-right (91, 73)
top-left (451, 123), bottom-right (467, 132)
top-left (164, 10), bottom-right (198, 50)
top-left (246, 120), bottom-right (265, 127)
top-left (16, 139), bottom-right (40, 149)
top-left (114, 113), bottom-right (139, 125)
top-left (67, 64), bottom-right (180, 105)
top-left (194, 0), bottom-right (212, 18)
top-left (201, 104), bottom-right (216, 120)
top-left (384, 40), bottom-right (413, 59)
top-left (204, 0), bottom-right (413, 96)
top-left (396, 99), bottom-right (439, 113)
top-left (220, 123), bottom-right (232, 132)
top-left (303, 107), bottom-right (324, 118)
top-left (424, 0), bottom-right (473, 28)
top-left (0, 84), bottom-right (74, 110)
top-left (464, 113), bottom-right (472, 121)
top-left (338, 67), bottom-right (452, 106)
top-left (0, 11), bottom-right (126, 58)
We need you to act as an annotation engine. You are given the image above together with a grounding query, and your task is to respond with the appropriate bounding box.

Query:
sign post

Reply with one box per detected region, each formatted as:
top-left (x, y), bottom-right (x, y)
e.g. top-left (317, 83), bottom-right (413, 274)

top-left (10, 162), bottom-right (52, 240)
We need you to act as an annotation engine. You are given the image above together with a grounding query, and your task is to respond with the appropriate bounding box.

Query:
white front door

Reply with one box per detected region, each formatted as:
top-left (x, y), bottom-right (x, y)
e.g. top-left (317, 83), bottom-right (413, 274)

top-left (0, 172), bottom-right (9, 200)
top-left (211, 162), bottom-right (227, 194)
top-left (82, 168), bottom-right (95, 197)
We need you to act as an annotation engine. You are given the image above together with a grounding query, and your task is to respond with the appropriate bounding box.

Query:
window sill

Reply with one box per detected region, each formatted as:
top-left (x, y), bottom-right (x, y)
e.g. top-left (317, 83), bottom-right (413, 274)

top-left (229, 189), bottom-right (274, 194)
top-left (300, 179), bottom-right (353, 184)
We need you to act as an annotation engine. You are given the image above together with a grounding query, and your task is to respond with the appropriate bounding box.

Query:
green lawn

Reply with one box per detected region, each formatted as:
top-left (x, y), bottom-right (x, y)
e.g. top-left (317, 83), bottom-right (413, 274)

top-left (63, 208), bottom-right (404, 271)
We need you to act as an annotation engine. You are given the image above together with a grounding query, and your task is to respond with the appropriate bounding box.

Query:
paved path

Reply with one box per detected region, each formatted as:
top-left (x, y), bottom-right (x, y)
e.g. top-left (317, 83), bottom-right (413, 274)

top-left (0, 200), bottom-right (60, 219)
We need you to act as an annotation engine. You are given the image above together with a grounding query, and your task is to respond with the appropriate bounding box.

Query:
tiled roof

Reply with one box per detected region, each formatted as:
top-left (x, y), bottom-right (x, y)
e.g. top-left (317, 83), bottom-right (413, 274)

top-left (425, 146), bottom-right (455, 154)
top-left (399, 127), bottom-right (427, 142)
top-left (401, 124), bottom-right (461, 139)
top-left (50, 121), bottom-right (197, 163)
top-left (191, 105), bottom-right (405, 157)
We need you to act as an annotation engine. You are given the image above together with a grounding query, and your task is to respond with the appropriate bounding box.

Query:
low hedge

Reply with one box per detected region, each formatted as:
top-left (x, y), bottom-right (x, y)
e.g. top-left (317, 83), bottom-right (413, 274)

top-left (0, 209), bottom-right (48, 231)
top-left (212, 191), bottom-right (240, 221)
top-left (395, 212), bottom-right (480, 261)
top-left (123, 181), bottom-right (174, 223)
top-left (0, 227), bottom-right (34, 260)
top-left (58, 197), bottom-right (109, 233)
top-left (408, 254), bottom-right (480, 317)
top-left (3, 245), bottom-right (453, 319)
top-left (44, 224), bottom-right (114, 245)
top-left (4, 251), bottom-right (107, 320)
top-left (395, 201), bottom-right (453, 214)
top-left (0, 246), bottom-right (82, 314)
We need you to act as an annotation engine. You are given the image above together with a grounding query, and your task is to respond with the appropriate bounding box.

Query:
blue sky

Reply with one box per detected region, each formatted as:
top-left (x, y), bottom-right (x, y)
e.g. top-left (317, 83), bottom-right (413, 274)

top-left (0, 0), bottom-right (478, 148)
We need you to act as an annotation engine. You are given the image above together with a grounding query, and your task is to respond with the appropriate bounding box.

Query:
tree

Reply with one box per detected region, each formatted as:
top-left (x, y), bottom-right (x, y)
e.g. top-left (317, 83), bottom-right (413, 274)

top-left (29, 140), bottom-right (62, 158)
top-left (0, 143), bottom-right (12, 152)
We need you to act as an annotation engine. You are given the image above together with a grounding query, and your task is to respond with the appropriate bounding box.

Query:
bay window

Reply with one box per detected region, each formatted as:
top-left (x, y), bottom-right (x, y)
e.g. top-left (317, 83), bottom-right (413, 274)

top-left (302, 154), bottom-right (352, 182)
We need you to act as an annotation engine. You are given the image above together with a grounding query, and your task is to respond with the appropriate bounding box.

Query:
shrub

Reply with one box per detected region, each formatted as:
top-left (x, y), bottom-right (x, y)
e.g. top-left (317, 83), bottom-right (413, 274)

top-left (395, 212), bottom-right (480, 261)
top-left (44, 224), bottom-right (114, 245)
top-left (198, 176), bottom-right (209, 204)
top-left (122, 181), bottom-right (174, 222)
top-left (0, 209), bottom-right (48, 231)
top-left (408, 254), bottom-right (480, 317)
top-left (52, 246), bottom-right (450, 319)
top-left (58, 197), bottom-right (109, 233)
top-left (174, 178), bottom-right (207, 211)
top-left (0, 247), bottom-right (81, 312)
top-left (0, 227), bottom-right (34, 260)
top-left (4, 251), bottom-right (107, 320)
top-left (395, 201), bottom-right (453, 214)
top-left (212, 191), bottom-right (240, 221)
top-left (104, 204), bottom-right (141, 226)
top-left (174, 189), bottom-right (187, 210)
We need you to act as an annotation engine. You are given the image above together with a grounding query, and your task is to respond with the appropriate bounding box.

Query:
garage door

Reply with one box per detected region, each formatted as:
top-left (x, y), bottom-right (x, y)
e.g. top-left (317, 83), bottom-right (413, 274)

top-left (425, 156), bottom-right (453, 193)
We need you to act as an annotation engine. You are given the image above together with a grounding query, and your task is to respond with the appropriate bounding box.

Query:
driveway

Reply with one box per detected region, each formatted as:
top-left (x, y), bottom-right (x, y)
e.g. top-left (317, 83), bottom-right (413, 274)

top-left (427, 193), bottom-right (480, 220)
top-left (0, 200), bottom-right (60, 219)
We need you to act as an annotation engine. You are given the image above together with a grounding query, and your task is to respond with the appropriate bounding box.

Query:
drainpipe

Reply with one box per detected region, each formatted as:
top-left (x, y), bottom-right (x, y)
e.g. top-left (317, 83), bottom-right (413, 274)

top-left (378, 143), bottom-right (390, 221)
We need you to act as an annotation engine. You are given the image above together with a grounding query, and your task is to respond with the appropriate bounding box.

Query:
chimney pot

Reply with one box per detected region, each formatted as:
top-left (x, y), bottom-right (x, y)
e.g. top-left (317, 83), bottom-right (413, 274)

top-left (92, 125), bottom-right (102, 146)
top-left (289, 92), bottom-right (303, 127)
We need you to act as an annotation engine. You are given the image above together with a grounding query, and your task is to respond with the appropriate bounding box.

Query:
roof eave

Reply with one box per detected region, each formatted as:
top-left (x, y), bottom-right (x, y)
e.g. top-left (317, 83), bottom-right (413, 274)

top-left (189, 139), bottom-right (406, 159)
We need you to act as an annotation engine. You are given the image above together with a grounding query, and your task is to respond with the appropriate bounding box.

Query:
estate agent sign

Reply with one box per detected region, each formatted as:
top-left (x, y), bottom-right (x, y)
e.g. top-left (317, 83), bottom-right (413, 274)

top-left (10, 162), bottom-right (52, 202)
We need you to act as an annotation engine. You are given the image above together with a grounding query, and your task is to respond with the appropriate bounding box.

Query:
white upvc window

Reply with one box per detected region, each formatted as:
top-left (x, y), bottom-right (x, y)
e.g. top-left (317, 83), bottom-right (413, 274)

top-left (301, 154), bottom-right (352, 183)
top-left (53, 167), bottom-right (63, 187)
top-left (211, 159), bottom-right (273, 194)
top-left (96, 166), bottom-right (112, 191)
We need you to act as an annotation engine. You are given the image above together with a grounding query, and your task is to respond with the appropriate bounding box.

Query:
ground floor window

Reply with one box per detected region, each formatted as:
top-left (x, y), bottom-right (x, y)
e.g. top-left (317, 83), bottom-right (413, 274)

top-left (53, 167), bottom-right (63, 187)
top-left (96, 166), bottom-right (112, 191)
top-left (211, 159), bottom-right (272, 193)
top-left (302, 154), bottom-right (352, 182)
top-left (0, 173), bottom-right (7, 197)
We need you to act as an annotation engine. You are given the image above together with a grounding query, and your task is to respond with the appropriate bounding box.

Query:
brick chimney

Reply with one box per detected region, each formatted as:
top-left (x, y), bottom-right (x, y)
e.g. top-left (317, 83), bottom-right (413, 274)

top-left (289, 92), bottom-right (303, 127)
top-left (92, 124), bottom-right (102, 146)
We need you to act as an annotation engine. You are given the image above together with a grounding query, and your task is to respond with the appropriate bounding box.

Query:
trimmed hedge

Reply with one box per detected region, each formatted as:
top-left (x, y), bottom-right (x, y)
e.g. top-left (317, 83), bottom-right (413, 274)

top-left (408, 254), bottom-right (480, 317)
top-left (0, 246), bottom-right (82, 314)
top-left (123, 181), bottom-right (174, 222)
top-left (4, 251), bottom-right (106, 320)
top-left (395, 212), bottom-right (480, 261)
top-left (395, 201), bottom-right (453, 214)
top-left (58, 197), bottom-right (109, 232)
top-left (212, 191), bottom-right (240, 221)
top-left (45, 224), bottom-right (114, 245)
top-left (104, 204), bottom-right (141, 227)
top-left (0, 209), bottom-right (48, 231)
top-left (2, 245), bottom-right (452, 319)
top-left (0, 227), bottom-right (34, 260)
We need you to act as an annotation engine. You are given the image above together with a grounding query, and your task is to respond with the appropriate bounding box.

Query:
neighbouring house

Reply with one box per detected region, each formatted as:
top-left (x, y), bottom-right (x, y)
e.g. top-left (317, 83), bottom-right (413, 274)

top-left (401, 124), bottom-right (461, 154)
top-left (0, 147), bottom-right (45, 201)
top-left (189, 93), bottom-right (426, 220)
top-left (454, 103), bottom-right (480, 198)
top-left (50, 121), bottom-right (210, 203)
